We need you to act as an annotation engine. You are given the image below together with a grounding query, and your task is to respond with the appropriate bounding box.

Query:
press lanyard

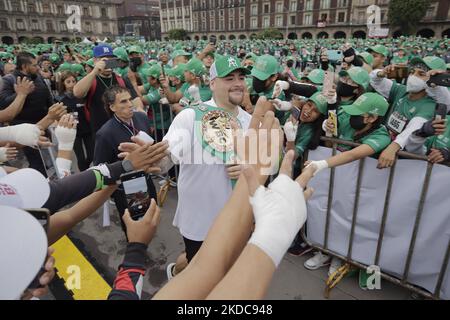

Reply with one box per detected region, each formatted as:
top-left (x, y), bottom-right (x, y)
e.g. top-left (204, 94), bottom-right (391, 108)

top-left (114, 114), bottom-right (138, 136)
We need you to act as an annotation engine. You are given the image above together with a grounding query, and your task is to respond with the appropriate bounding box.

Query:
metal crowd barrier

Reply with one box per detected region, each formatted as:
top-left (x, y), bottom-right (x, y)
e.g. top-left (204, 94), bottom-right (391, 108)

top-left (301, 136), bottom-right (450, 300)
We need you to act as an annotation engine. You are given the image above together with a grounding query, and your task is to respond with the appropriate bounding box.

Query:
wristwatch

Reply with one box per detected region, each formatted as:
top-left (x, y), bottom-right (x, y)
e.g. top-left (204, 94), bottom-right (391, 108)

top-left (121, 159), bottom-right (135, 173)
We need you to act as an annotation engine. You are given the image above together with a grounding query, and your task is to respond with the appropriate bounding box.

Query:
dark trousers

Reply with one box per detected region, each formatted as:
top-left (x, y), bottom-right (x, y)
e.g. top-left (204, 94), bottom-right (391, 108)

top-left (112, 174), bottom-right (157, 233)
top-left (183, 237), bottom-right (203, 263)
top-left (73, 133), bottom-right (94, 172)
top-left (23, 146), bottom-right (47, 177)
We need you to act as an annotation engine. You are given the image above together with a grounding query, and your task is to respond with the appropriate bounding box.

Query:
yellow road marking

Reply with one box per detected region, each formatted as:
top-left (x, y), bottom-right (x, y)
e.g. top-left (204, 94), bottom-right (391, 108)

top-left (52, 236), bottom-right (111, 300)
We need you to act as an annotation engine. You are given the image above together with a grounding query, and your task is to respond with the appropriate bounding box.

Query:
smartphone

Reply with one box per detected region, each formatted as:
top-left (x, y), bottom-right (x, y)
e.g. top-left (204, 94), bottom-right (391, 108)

top-left (160, 63), bottom-right (166, 77)
top-left (328, 110), bottom-right (338, 137)
top-left (38, 146), bottom-right (60, 181)
top-left (25, 208), bottom-right (50, 289)
top-left (427, 73), bottom-right (450, 88)
top-left (121, 170), bottom-right (150, 220)
top-left (323, 71), bottom-right (334, 94)
top-left (209, 35), bottom-right (217, 45)
top-left (291, 106), bottom-right (301, 121)
top-left (104, 58), bottom-right (121, 70)
top-left (25, 208), bottom-right (50, 233)
top-left (435, 103), bottom-right (447, 121)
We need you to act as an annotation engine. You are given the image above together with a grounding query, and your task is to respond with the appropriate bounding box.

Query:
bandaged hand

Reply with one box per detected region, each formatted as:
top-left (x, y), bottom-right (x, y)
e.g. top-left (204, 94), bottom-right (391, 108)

top-left (283, 120), bottom-right (298, 142)
top-left (0, 124), bottom-right (41, 147)
top-left (272, 80), bottom-right (290, 99)
top-left (55, 114), bottom-right (77, 151)
top-left (187, 85), bottom-right (201, 103)
top-left (272, 99), bottom-right (293, 111)
top-left (304, 160), bottom-right (329, 176)
top-left (245, 150), bottom-right (314, 267)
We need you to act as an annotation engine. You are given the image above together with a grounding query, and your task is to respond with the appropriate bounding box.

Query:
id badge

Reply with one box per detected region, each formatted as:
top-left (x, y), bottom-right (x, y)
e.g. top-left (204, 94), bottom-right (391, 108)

top-left (387, 111), bottom-right (407, 134)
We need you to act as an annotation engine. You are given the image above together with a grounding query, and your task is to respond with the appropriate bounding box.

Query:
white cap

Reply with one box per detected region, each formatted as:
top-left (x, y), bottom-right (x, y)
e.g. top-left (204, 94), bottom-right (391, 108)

top-left (0, 169), bottom-right (50, 208)
top-left (0, 205), bottom-right (48, 299)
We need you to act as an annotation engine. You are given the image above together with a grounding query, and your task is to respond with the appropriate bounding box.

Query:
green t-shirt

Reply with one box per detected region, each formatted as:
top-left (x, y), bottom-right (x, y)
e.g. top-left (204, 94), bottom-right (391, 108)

top-left (337, 110), bottom-right (392, 154)
top-left (294, 122), bottom-right (315, 156)
top-left (386, 82), bottom-right (436, 134)
top-left (391, 56), bottom-right (409, 65)
top-left (425, 115), bottom-right (450, 151)
top-left (144, 86), bottom-right (172, 130)
top-left (180, 82), bottom-right (212, 102)
top-left (115, 67), bottom-right (129, 79)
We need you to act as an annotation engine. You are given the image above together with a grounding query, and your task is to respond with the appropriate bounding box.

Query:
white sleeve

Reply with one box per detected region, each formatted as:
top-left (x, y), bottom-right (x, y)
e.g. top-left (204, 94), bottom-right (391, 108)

top-left (162, 108), bottom-right (195, 165)
top-left (369, 69), bottom-right (394, 99)
top-left (426, 86), bottom-right (450, 112)
top-left (394, 117), bottom-right (428, 149)
top-left (404, 134), bottom-right (427, 155)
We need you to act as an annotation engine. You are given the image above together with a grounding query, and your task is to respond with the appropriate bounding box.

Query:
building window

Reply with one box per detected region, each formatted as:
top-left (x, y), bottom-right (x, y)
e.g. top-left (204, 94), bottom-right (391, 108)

top-left (290, 0), bottom-right (297, 11)
top-left (321, 13), bottom-right (328, 22)
top-left (85, 22), bottom-right (92, 32)
top-left (321, 0), bottom-right (330, 9)
top-left (83, 7), bottom-right (89, 16)
top-left (338, 0), bottom-right (348, 7)
top-left (60, 21), bottom-right (67, 31)
top-left (57, 5), bottom-right (64, 15)
top-left (304, 14), bottom-right (312, 25)
top-left (239, 18), bottom-right (244, 29)
top-left (31, 19), bottom-right (39, 31)
top-left (275, 15), bottom-right (282, 27)
top-left (28, 4), bottom-right (36, 13)
top-left (101, 8), bottom-right (107, 18)
top-left (263, 3), bottom-right (270, 14)
top-left (16, 19), bottom-right (25, 30)
top-left (337, 12), bottom-right (346, 23)
top-left (251, 17), bottom-right (257, 29)
top-left (305, 0), bottom-right (313, 11)
top-left (251, 4), bottom-right (258, 15)
top-left (276, 2), bottom-right (283, 13)
top-left (0, 19), bottom-right (9, 30)
top-left (290, 15), bottom-right (296, 25)
top-left (46, 21), bottom-right (53, 31)
top-left (358, 11), bottom-right (365, 24)
top-left (12, 2), bottom-right (20, 12)
top-left (229, 19), bottom-right (234, 30)
top-left (102, 23), bottom-right (108, 33)
top-left (263, 16), bottom-right (269, 27)
top-left (240, 8), bottom-right (244, 16)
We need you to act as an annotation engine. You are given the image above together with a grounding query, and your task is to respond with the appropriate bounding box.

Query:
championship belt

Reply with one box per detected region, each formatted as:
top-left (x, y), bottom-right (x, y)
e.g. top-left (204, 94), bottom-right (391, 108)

top-left (193, 103), bottom-right (241, 165)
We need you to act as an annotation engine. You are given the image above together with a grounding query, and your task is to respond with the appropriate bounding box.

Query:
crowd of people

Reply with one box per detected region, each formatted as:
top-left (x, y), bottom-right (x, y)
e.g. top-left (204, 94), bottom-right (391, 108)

top-left (0, 34), bottom-right (449, 299)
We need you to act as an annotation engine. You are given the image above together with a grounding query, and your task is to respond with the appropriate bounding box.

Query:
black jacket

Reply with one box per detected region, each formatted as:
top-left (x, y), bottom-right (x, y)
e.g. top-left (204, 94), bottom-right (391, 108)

top-left (0, 70), bottom-right (53, 124)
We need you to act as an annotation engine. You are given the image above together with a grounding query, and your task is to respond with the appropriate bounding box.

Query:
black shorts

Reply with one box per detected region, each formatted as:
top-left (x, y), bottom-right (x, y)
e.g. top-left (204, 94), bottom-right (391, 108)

top-left (183, 237), bottom-right (203, 263)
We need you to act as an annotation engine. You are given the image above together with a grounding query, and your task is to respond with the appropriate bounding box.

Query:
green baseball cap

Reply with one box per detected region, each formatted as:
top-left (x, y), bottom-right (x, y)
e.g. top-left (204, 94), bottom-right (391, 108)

top-left (71, 64), bottom-right (85, 75)
top-left (57, 62), bottom-right (73, 73)
top-left (127, 45), bottom-right (144, 54)
top-left (167, 63), bottom-right (187, 82)
top-left (358, 52), bottom-right (374, 66)
top-left (185, 58), bottom-right (206, 77)
top-left (342, 93), bottom-right (389, 116)
top-left (251, 55), bottom-right (279, 81)
top-left (210, 55), bottom-right (250, 80)
top-left (307, 92), bottom-right (328, 115)
top-left (409, 56), bottom-right (447, 71)
top-left (245, 53), bottom-right (258, 62)
top-left (142, 65), bottom-right (161, 79)
top-left (302, 69), bottom-right (324, 85)
top-left (367, 45), bottom-right (389, 57)
top-left (171, 49), bottom-right (192, 60)
top-left (339, 67), bottom-right (370, 90)
top-left (85, 58), bottom-right (95, 68)
top-left (113, 47), bottom-right (129, 62)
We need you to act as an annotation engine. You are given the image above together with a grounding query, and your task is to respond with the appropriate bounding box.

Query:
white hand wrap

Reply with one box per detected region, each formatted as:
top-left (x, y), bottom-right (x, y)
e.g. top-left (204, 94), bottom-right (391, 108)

top-left (159, 97), bottom-right (169, 105)
top-left (305, 160), bottom-right (329, 176)
top-left (248, 174), bottom-right (307, 267)
top-left (283, 121), bottom-right (298, 142)
top-left (0, 124), bottom-right (40, 147)
top-left (273, 99), bottom-right (293, 111)
top-left (275, 80), bottom-right (290, 91)
top-left (188, 85), bottom-right (201, 102)
top-left (325, 93), bottom-right (337, 104)
top-left (0, 148), bottom-right (7, 163)
top-left (55, 126), bottom-right (77, 151)
top-left (56, 158), bottom-right (72, 178)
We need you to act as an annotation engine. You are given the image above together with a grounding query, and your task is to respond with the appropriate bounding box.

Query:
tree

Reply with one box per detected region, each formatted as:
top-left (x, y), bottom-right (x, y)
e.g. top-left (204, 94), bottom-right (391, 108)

top-left (388, 0), bottom-right (430, 36)
top-left (168, 28), bottom-right (188, 40)
top-left (257, 28), bottom-right (283, 40)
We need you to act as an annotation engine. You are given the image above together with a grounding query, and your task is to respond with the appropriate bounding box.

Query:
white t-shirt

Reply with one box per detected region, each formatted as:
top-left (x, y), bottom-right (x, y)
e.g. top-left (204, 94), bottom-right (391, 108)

top-left (163, 99), bottom-right (252, 241)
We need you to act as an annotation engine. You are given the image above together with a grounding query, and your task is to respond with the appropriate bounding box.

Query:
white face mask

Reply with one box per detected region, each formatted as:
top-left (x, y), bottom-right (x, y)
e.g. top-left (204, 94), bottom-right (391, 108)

top-left (406, 75), bottom-right (427, 93)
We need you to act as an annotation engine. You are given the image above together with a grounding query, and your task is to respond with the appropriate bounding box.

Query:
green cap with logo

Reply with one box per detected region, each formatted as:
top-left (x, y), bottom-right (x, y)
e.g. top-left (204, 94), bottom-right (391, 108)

top-left (171, 49), bottom-right (192, 60)
top-left (210, 55), bottom-right (250, 80)
top-left (342, 92), bottom-right (389, 116)
top-left (251, 55), bottom-right (279, 81)
top-left (167, 63), bottom-right (187, 81)
top-left (49, 53), bottom-right (60, 64)
top-left (302, 69), bottom-right (324, 85)
top-left (127, 45), bottom-right (144, 55)
top-left (185, 58), bottom-right (206, 77)
top-left (307, 92), bottom-right (328, 115)
top-left (142, 65), bottom-right (161, 79)
top-left (358, 52), bottom-right (374, 66)
top-left (409, 56), bottom-right (447, 71)
top-left (113, 47), bottom-right (129, 62)
top-left (367, 45), bottom-right (389, 57)
top-left (339, 67), bottom-right (370, 90)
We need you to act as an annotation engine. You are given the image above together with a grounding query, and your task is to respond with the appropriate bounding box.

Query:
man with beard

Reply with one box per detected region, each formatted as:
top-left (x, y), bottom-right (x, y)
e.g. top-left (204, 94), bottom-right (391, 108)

top-left (155, 55), bottom-right (252, 279)
top-left (0, 52), bottom-right (57, 175)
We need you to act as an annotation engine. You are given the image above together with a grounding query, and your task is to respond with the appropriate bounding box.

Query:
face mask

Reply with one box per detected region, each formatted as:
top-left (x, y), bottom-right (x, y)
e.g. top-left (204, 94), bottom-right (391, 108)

top-left (349, 115), bottom-right (366, 130)
top-left (337, 81), bottom-right (357, 98)
top-left (252, 77), bottom-right (266, 94)
top-left (406, 75), bottom-right (427, 93)
top-left (286, 61), bottom-right (294, 68)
